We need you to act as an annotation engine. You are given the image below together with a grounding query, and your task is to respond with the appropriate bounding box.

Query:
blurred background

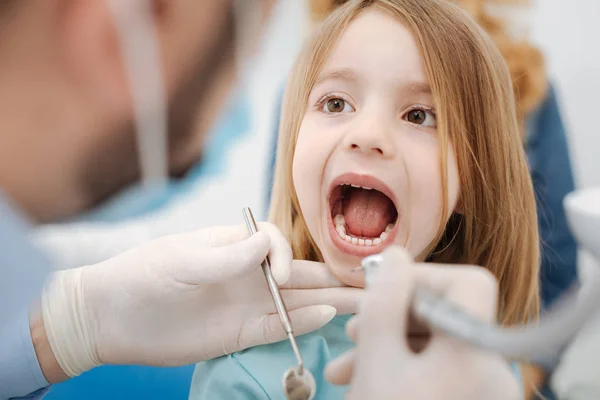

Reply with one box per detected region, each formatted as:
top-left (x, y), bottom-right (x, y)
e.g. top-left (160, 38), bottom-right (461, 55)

top-left (39, 0), bottom-right (599, 398)
top-left (114, 0), bottom-right (599, 224)
top-left (531, 0), bottom-right (599, 189)
top-left (528, 0), bottom-right (600, 278)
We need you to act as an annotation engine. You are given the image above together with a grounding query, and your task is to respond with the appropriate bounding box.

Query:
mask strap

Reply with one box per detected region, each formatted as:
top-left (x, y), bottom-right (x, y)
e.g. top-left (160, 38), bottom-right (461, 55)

top-left (232, 0), bottom-right (264, 88)
top-left (108, 0), bottom-right (168, 190)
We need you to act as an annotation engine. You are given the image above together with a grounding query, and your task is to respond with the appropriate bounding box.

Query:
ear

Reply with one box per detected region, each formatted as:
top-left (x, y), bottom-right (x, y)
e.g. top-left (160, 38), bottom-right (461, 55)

top-left (56, 0), bottom-right (133, 115)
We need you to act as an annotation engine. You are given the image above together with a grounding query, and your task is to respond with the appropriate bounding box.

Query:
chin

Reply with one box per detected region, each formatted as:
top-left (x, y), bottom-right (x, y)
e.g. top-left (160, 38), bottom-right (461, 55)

top-left (332, 265), bottom-right (367, 288)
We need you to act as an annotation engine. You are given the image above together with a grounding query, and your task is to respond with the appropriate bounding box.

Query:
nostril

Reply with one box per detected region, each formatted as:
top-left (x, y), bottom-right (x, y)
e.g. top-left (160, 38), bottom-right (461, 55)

top-left (349, 144), bottom-right (385, 155)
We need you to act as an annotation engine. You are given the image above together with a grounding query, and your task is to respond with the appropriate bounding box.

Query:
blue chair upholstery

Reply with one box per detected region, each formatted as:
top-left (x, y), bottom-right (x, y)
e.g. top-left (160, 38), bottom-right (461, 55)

top-left (45, 365), bottom-right (195, 400)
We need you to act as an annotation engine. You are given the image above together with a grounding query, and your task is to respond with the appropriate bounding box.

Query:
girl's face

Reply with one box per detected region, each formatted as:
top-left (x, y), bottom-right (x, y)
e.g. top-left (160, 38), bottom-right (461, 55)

top-left (292, 9), bottom-right (460, 287)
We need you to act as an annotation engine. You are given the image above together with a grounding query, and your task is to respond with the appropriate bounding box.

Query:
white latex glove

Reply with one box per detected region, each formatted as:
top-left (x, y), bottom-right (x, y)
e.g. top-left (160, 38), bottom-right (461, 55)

top-left (41, 223), bottom-right (360, 377)
top-left (324, 246), bottom-right (520, 400)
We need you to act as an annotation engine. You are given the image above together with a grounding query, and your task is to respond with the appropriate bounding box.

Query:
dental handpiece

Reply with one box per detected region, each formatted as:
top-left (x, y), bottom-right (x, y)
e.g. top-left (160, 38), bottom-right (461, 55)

top-left (361, 255), bottom-right (600, 370)
top-left (242, 207), bottom-right (305, 373)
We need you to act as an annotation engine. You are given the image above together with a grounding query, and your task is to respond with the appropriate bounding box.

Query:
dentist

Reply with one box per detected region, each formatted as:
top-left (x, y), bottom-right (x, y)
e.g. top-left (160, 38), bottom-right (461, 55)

top-left (0, 1), bottom-right (359, 398)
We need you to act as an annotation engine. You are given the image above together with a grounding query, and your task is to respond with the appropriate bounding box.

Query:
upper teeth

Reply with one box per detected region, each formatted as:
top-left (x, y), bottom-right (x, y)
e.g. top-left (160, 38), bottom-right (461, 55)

top-left (333, 214), bottom-right (394, 246)
top-left (343, 183), bottom-right (373, 190)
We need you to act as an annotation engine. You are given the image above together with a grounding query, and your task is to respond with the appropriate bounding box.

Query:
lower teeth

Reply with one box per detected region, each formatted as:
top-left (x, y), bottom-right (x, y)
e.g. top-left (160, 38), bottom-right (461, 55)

top-left (333, 214), bottom-right (393, 246)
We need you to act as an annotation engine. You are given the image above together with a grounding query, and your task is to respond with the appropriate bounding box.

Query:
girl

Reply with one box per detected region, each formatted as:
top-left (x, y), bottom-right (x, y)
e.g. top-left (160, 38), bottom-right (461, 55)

top-left (270, 1), bottom-right (576, 398)
top-left (190, 0), bottom-right (539, 398)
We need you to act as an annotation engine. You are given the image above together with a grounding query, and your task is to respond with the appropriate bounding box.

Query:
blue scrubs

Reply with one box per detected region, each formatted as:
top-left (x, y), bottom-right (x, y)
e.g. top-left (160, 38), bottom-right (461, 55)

top-left (0, 193), bottom-right (51, 399)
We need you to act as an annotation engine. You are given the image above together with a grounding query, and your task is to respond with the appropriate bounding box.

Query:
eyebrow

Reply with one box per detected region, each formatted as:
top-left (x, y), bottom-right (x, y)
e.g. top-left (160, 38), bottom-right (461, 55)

top-left (314, 68), bottom-right (360, 87)
top-left (403, 82), bottom-right (432, 96)
top-left (314, 68), bottom-right (432, 96)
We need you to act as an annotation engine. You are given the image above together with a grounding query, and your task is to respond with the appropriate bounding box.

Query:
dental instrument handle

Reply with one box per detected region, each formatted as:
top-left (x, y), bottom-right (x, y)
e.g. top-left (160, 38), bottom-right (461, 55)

top-left (242, 207), bottom-right (305, 373)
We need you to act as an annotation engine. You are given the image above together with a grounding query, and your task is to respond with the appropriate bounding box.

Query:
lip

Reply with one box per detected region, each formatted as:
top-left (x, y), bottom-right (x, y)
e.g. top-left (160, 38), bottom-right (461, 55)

top-left (326, 173), bottom-right (400, 257)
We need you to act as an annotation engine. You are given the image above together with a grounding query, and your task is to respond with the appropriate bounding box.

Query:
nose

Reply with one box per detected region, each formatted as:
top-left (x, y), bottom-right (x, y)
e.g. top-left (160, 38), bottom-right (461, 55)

top-left (342, 119), bottom-right (396, 158)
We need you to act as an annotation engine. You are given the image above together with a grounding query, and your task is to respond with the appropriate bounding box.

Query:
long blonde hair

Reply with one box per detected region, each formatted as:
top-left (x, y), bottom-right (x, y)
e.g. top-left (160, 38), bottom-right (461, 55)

top-left (269, 0), bottom-right (539, 325)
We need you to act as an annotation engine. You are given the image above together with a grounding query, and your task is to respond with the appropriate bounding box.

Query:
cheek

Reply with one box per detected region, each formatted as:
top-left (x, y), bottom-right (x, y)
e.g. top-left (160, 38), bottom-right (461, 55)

top-left (292, 122), bottom-right (329, 240)
top-left (401, 143), bottom-right (460, 257)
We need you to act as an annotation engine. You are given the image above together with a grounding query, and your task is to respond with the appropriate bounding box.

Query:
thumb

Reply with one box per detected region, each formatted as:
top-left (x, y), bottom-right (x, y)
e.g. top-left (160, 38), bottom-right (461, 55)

top-left (190, 231), bottom-right (272, 284)
top-left (325, 349), bottom-right (355, 386)
top-left (358, 247), bottom-right (415, 361)
top-left (258, 305), bottom-right (337, 345)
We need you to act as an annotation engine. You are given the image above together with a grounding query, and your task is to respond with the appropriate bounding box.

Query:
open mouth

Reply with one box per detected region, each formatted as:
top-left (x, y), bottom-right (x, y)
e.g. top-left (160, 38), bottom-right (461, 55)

top-left (327, 174), bottom-right (399, 257)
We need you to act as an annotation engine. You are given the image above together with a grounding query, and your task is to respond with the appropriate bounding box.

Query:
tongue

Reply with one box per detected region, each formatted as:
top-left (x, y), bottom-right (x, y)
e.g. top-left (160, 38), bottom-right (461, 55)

top-left (343, 188), bottom-right (396, 238)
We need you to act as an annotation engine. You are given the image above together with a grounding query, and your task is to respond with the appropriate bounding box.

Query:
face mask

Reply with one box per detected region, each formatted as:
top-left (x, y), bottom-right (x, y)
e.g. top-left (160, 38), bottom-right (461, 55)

top-left (72, 0), bottom-right (262, 222)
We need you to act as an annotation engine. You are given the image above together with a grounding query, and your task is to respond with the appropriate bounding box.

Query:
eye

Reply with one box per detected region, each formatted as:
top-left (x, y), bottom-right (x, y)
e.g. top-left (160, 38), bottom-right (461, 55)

top-left (404, 108), bottom-right (436, 127)
top-left (321, 97), bottom-right (355, 113)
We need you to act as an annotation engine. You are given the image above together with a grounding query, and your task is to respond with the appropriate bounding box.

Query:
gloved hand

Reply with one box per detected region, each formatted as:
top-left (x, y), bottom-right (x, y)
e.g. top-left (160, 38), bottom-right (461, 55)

top-left (324, 246), bottom-right (520, 400)
top-left (551, 303), bottom-right (600, 400)
top-left (41, 223), bottom-right (360, 377)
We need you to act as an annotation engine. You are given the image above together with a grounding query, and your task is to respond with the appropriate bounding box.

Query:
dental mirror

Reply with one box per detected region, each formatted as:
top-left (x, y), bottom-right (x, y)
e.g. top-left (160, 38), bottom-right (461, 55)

top-left (242, 207), bottom-right (316, 400)
top-left (282, 365), bottom-right (317, 400)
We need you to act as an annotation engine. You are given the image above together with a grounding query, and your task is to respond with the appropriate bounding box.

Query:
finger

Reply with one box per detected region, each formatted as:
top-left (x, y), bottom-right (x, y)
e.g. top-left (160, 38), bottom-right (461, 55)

top-left (413, 264), bottom-right (499, 323)
top-left (345, 316), bottom-right (359, 343)
top-left (357, 246), bottom-right (414, 360)
top-left (324, 350), bottom-right (355, 386)
top-left (173, 230), bottom-right (271, 284)
top-left (413, 265), bottom-right (499, 354)
top-left (282, 287), bottom-right (363, 316)
top-left (257, 223), bottom-right (293, 285)
top-left (196, 223), bottom-right (292, 285)
top-left (280, 260), bottom-right (345, 289)
top-left (346, 313), bottom-right (428, 347)
top-left (260, 305), bottom-right (337, 345)
top-left (196, 224), bottom-right (250, 247)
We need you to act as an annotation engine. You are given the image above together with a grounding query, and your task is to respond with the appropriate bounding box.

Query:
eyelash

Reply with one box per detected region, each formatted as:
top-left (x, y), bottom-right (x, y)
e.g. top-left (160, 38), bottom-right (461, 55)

top-left (314, 95), bottom-right (436, 125)
top-left (404, 105), bottom-right (435, 115)
top-left (402, 105), bottom-right (436, 123)
top-left (315, 93), bottom-right (353, 113)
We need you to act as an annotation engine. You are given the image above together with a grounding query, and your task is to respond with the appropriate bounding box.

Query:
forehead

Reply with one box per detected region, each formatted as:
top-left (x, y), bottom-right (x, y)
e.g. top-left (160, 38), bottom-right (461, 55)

top-left (321, 9), bottom-right (428, 86)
